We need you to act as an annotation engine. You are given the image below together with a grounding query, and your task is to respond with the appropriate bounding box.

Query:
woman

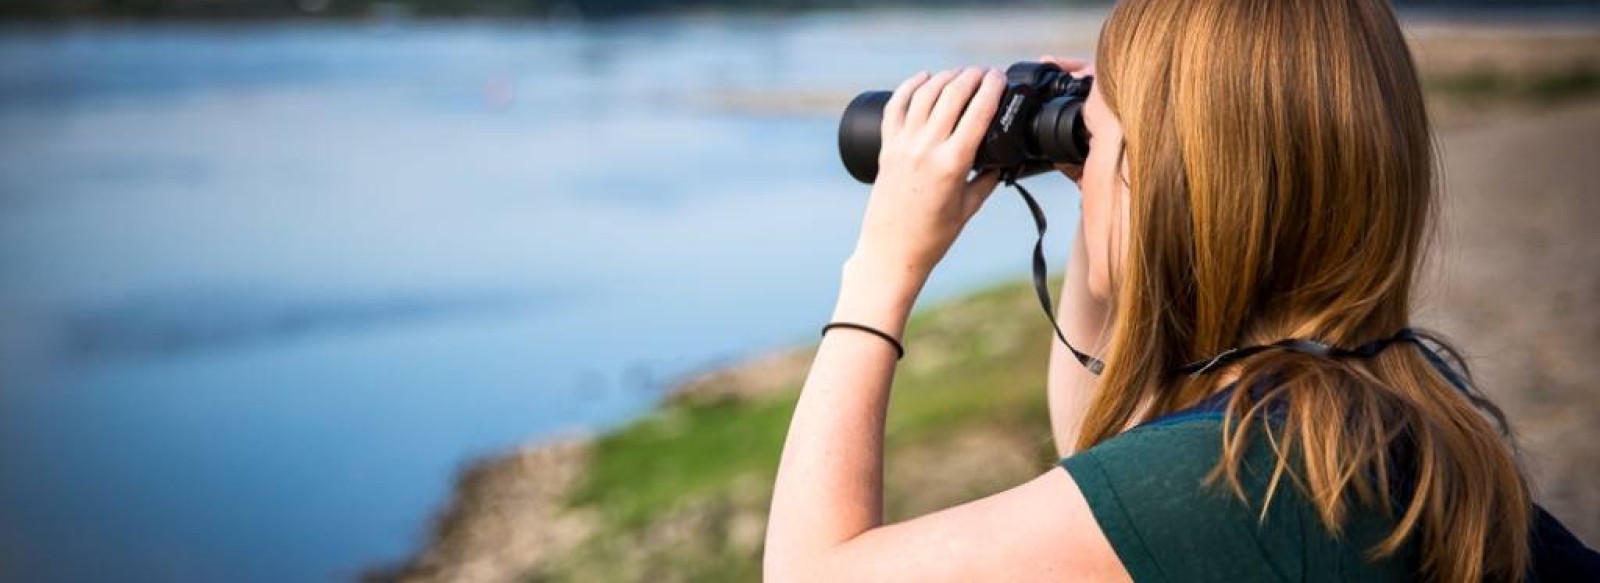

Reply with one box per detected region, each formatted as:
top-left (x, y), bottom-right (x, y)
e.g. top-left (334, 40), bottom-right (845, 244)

top-left (763, 0), bottom-right (1592, 581)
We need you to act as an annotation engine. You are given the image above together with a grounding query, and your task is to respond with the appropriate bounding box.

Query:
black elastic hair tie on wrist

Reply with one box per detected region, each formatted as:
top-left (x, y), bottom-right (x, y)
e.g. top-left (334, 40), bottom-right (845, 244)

top-left (822, 322), bottom-right (905, 360)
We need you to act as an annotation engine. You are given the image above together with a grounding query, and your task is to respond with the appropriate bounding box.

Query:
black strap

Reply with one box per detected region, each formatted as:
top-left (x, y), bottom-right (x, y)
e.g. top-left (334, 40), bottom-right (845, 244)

top-left (1170, 328), bottom-right (1422, 375)
top-left (1005, 170), bottom-right (1105, 374)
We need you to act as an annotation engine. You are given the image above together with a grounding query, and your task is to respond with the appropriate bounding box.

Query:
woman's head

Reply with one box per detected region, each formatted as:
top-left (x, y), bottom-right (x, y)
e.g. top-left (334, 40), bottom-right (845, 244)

top-left (1074, 0), bottom-right (1531, 580)
top-left (1081, 0), bottom-right (1433, 340)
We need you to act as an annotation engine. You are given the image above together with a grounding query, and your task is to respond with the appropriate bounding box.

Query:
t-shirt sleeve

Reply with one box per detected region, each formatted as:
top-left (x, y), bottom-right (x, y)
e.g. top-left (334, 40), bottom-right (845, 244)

top-left (1059, 420), bottom-right (1310, 583)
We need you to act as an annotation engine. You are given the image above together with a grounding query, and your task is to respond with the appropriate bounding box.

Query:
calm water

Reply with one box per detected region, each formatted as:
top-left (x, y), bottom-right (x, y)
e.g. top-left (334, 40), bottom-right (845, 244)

top-left (0, 12), bottom-right (1089, 581)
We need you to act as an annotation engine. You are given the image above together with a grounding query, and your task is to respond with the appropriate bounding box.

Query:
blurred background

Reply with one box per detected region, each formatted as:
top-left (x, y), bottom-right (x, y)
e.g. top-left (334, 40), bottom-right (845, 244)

top-left (0, 1), bottom-right (1595, 582)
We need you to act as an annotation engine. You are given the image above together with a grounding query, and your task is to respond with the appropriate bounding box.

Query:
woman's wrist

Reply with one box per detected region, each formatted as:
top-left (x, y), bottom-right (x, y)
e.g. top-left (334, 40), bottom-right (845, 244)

top-left (831, 254), bottom-right (924, 340)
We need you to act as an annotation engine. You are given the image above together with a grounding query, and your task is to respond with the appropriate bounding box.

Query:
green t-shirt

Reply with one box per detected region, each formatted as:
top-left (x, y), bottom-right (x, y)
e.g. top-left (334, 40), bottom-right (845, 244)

top-left (1059, 412), bottom-right (1418, 582)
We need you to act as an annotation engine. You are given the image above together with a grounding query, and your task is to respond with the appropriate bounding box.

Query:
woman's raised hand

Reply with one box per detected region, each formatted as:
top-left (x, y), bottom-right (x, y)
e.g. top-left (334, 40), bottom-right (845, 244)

top-left (846, 66), bottom-right (1007, 289)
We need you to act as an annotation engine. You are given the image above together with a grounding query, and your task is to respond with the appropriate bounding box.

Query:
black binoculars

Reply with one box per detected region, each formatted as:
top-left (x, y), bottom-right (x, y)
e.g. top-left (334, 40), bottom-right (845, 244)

top-left (838, 61), bottom-right (1093, 184)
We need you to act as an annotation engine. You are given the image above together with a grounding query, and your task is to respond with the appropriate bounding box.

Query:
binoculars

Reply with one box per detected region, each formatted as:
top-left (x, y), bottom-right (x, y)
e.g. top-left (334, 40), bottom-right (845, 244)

top-left (838, 61), bottom-right (1093, 184)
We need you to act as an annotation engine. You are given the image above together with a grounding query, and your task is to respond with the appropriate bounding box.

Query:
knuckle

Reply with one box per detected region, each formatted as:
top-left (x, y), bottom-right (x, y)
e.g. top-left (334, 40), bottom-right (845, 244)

top-left (893, 72), bottom-right (926, 97)
top-left (948, 71), bottom-right (979, 93)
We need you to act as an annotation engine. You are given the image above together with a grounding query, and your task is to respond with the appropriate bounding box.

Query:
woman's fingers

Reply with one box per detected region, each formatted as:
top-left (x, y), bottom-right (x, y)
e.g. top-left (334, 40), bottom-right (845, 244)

top-left (881, 70), bottom-right (929, 141)
top-left (949, 68), bottom-right (1006, 159)
top-left (904, 68), bottom-right (959, 134)
top-left (924, 67), bottom-right (987, 139)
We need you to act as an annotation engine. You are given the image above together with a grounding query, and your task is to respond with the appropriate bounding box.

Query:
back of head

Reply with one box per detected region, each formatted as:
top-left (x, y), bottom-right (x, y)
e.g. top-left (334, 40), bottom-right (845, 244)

top-left (1076, 0), bottom-right (1532, 580)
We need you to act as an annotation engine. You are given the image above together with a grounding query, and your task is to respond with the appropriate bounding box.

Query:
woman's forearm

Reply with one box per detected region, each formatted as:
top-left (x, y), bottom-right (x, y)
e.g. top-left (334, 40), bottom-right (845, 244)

top-left (763, 257), bottom-right (920, 576)
top-left (1046, 220), bottom-right (1110, 457)
top-left (763, 64), bottom-right (1009, 580)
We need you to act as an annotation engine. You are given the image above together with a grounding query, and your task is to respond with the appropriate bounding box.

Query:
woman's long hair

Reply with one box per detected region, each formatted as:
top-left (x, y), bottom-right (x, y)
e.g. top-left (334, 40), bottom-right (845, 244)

top-left (1076, 0), bottom-right (1532, 580)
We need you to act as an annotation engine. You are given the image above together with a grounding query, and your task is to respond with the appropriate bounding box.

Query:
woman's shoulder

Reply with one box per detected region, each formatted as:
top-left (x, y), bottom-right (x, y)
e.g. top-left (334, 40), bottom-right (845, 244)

top-left (1058, 414), bottom-right (1416, 582)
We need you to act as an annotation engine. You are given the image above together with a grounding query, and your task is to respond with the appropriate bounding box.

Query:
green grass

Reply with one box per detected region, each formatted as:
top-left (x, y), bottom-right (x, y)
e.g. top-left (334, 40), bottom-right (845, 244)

top-left (567, 391), bottom-right (800, 529)
top-left (563, 276), bottom-right (1062, 532)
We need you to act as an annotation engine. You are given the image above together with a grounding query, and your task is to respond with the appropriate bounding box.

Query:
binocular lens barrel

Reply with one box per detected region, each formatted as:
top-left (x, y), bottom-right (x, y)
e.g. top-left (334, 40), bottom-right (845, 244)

top-left (838, 91), bottom-right (894, 184)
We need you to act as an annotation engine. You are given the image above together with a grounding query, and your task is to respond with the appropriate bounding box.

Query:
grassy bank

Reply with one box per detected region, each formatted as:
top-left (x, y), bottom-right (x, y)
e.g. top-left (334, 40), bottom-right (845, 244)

top-left (368, 276), bottom-right (1066, 582)
top-left (544, 277), bottom-right (1061, 581)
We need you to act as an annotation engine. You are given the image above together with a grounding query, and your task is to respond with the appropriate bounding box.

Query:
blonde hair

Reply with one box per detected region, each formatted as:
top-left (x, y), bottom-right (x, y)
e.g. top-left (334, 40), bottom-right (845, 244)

top-left (1076, 0), bottom-right (1532, 580)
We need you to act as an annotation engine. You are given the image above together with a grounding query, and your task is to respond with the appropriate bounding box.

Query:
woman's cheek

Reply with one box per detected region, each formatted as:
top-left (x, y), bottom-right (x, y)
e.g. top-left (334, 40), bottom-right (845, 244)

top-left (1082, 194), bottom-right (1112, 300)
top-left (1086, 230), bottom-right (1111, 300)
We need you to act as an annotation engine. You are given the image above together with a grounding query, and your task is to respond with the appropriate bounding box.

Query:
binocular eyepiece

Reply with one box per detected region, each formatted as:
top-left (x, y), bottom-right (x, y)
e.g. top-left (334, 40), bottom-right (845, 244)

top-left (838, 62), bottom-right (1093, 184)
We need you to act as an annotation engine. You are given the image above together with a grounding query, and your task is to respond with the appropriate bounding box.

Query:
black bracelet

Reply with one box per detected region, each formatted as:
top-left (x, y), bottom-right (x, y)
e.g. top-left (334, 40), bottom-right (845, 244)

top-left (821, 322), bottom-right (905, 360)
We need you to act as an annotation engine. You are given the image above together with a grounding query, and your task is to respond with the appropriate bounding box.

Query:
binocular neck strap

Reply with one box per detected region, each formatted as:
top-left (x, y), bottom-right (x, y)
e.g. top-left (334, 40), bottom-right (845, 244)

top-left (1006, 171), bottom-right (1106, 374)
top-left (1002, 172), bottom-right (1452, 384)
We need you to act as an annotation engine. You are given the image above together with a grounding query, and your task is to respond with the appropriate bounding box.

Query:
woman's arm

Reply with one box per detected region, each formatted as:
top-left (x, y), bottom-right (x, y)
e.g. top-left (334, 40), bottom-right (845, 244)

top-left (761, 256), bottom-right (914, 566)
top-left (762, 249), bottom-right (1127, 583)
top-left (1047, 217), bottom-right (1111, 457)
top-left (762, 65), bottom-right (1127, 583)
